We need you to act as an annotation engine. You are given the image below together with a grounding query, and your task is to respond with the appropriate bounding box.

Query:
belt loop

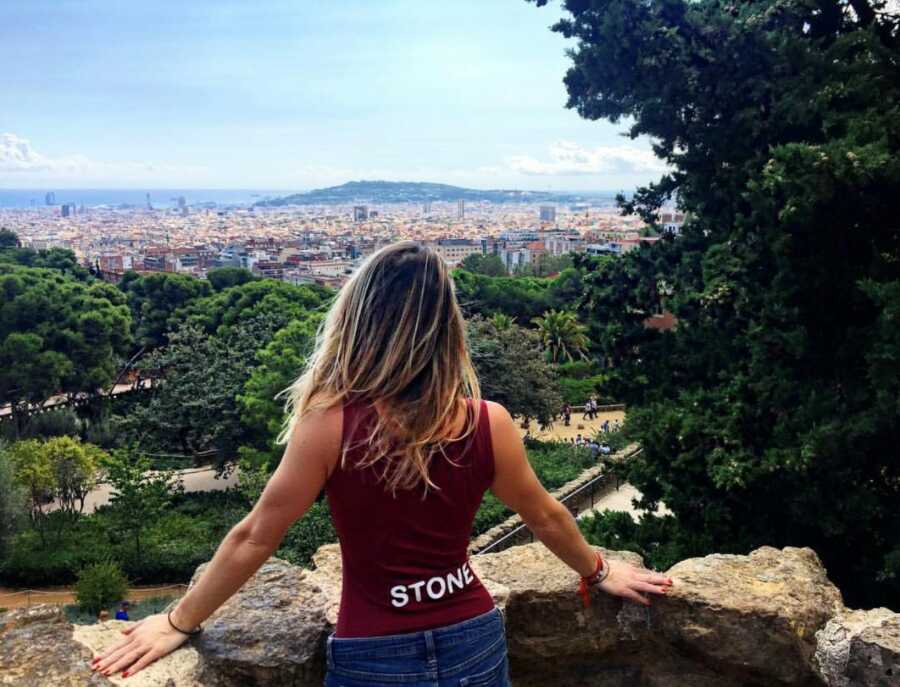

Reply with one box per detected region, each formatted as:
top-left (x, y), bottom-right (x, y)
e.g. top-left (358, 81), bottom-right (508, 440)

top-left (326, 634), bottom-right (335, 670)
top-left (424, 630), bottom-right (437, 666)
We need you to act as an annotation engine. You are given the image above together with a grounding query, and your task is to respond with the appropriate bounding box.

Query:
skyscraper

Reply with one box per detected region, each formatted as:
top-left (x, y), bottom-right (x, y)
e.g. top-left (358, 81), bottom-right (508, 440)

top-left (45, 192), bottom-right (56, 206)
top-left (423, 201), bottom-right (432, 215)
top-left (353, 206), bottom-right (369, 222)
top-left (540, 205), bottom-right (556, 223)
top-left (146, 192), bottom-right (153, 210)
top-left (457, 199), bottom-right (465, 220)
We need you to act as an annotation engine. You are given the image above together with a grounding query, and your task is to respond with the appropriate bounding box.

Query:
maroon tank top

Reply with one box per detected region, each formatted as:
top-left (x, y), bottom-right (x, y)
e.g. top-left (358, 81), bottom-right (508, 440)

top-left (325, 398), bottom-right (496, 638)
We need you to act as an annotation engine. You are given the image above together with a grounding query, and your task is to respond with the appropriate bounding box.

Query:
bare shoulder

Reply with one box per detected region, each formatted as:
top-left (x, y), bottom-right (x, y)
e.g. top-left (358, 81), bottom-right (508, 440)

top-left (284, 403), bottom-right (344, 478)
top-left (482, 400), bottom-right (521, 460)
top-left (483, 399), bottom-right (513, 428)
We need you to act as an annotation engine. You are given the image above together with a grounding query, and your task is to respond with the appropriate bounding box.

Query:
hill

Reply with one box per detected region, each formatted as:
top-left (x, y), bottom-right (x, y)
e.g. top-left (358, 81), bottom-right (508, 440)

top-left (254, 181), bottom-right (604, 206)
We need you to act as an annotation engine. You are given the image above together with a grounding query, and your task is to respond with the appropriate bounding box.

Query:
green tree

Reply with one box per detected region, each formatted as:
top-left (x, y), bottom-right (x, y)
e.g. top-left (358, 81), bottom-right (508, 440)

top-left (460, 253), bottom-right (507, 276)
top-left (102, 450), bottom-right (183, 564)
top-left (238, 314), bottom-right (321, 468)
top-left (488, 313), bottom-right (516, 331)
top-left (0, 265), bottom-right (132, 430)
top-left (0, 443), bottom-right (26, 558)
top-left (74, 561), bottom-right (129, 616)
top-left (467, 316), bottom-right (562, 424)
top-left (118, 271), bottom-right (212, 350)
top-left (0, 229), bottom-right (20, 248)
top-left (6, 436), bottom-right (104, 544)
top-left (207, 267), bottom-right (258, 292)
top-left (532, 0), bottom-right (900, 607)
top-left (182, 279), bottom-right (331, 338)
top-left (453, 270), bottom-right (551, 322)
top-left (124, 313), bottom-right (285, 465)
top-left (43, 436), bottom-right (103, 533)
top-left (532, 309), bottom-right (590, 363)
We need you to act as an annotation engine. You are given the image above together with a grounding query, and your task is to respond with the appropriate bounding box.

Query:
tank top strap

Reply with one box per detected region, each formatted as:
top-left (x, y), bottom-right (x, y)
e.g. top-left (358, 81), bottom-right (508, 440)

top-left (470, 399), bottom-right (495, 485)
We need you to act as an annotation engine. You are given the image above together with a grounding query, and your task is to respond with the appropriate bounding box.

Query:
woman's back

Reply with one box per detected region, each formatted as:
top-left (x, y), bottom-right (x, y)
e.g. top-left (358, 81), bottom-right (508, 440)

top-left (327, 397), bottom-right (495, 637)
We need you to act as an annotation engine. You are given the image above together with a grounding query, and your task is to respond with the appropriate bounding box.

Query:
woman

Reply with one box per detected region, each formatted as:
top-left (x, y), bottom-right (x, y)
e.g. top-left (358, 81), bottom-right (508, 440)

top-left (90, 242), bottom-right (673, 685)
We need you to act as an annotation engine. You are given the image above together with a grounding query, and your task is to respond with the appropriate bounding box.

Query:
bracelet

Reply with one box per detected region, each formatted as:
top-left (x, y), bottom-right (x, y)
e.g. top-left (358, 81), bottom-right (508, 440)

top-left (167, 610), bottom-right (203, 636)
top-left (577, 552), bottom-right (609, 608)
top-left (585, 552), bottom-right (610, 586)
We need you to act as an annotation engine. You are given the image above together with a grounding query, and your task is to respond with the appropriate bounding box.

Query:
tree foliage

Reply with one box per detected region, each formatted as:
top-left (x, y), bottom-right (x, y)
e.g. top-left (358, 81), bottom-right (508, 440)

top-left (534, 0), bottom-right (900, 606)
top-left (6, 436), bottom-right (105, 545)
top-left (0, 265), bottom-right (132, 424)
top-left (460, 253), bottom-right (508, 276)
top-left (238, 314), bottom-right (322, 468)
top-left (467, 316), bottom-right (563, 423)
top-left (124, 314), bottom-right (283, 464)
top-left (532, 309), bottom-right (590, 363)
top-left (118, 271), bottom-right (212, 350)
top-left (0, 444), bottom-right (25, 558)
top-left (101, 450), bottom-right (183, 564)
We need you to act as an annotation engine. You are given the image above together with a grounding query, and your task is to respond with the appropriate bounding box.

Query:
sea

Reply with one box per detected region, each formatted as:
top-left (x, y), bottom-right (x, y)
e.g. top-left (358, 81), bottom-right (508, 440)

top-left (0, 189), bottom-right (293, 209)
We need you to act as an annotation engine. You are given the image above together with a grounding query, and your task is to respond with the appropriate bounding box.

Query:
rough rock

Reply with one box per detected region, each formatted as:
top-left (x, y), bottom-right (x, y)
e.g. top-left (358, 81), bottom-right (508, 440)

top-left (73, 620), bottom-right (202, 686)
top-left (650, 546), bottom-right (845, 686)
top-left (0, 605), bottom-right (110, 686)
top-left (184, 558), bottom-right (332, 686)
top-left (6, 543), bottom-right (898, 687)
top-left (814, 608), bottom-right (900, 686)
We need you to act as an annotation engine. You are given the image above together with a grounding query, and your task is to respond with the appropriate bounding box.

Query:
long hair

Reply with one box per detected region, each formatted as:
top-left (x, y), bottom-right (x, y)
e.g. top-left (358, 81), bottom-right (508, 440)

top-left (278, 241), bottom-right (481, 495)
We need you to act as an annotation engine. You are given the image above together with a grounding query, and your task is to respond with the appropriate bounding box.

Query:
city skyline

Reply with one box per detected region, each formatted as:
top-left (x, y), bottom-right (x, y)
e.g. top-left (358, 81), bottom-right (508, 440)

top-left (0, 1), bottom-right (668, 191)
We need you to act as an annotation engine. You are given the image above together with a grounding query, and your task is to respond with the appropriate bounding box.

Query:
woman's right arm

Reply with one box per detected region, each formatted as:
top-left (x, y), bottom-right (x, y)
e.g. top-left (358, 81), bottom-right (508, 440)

top-left (485, 401), bottom-right (673, 605)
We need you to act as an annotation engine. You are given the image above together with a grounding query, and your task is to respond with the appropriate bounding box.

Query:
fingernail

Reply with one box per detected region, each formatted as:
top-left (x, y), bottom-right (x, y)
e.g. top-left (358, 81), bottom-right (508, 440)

top-left (122, 672), bottom-right (129, 678)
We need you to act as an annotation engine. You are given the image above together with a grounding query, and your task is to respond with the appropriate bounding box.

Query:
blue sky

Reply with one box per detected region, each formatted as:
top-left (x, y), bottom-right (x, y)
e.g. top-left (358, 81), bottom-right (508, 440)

top-left (0, 0), bottom-right (666, 191)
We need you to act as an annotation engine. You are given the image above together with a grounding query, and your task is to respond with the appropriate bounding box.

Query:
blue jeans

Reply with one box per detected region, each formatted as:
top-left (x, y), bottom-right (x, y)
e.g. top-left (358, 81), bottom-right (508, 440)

top-left (324, 607), bottom-right (511, 686)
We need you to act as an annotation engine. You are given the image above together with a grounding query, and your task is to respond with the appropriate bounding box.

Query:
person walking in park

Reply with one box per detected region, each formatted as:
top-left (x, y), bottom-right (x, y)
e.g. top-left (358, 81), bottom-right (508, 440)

top-left (563, 402), bottom-right (572, 426)
top-left (90, 242), bottom-right (672, 685)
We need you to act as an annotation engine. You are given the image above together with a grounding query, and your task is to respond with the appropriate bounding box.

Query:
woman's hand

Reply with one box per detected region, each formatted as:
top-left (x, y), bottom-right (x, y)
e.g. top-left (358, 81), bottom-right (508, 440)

top-left (598, 559), bottom-right (673, 606)
top-left (90, 613), bottom-right (191, 678)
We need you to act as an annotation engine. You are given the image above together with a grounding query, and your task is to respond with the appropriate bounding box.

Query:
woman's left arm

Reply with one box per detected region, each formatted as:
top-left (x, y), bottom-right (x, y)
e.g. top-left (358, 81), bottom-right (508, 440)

top-left (91, 405), bottom-right (342, 678)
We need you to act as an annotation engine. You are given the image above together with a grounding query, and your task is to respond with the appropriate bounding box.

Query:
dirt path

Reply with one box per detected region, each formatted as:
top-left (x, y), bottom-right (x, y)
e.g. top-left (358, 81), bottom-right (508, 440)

top-left (0, 583), bottom-right (187, 610)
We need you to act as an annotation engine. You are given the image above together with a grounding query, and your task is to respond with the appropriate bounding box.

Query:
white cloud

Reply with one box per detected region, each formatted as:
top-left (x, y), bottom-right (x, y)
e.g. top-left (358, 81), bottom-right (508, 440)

top-left (0, 132), bottom-right (207, 183)
top-left (0, 133), bottom-right (90, 173)
top-left (508, 140), bottom-right (668, 176)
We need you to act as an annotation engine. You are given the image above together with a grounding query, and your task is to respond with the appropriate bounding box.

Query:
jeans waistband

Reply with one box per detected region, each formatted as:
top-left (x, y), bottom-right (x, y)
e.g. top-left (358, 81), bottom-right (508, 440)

top-left (327, 607), bottom-right (503, 666)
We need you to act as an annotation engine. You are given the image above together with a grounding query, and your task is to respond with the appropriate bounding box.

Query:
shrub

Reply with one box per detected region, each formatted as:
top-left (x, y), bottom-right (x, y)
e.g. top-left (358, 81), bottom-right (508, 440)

top-left (23, 409), bottom-right (83, 439)
top-left (74, 561), bottom-right (129, 616)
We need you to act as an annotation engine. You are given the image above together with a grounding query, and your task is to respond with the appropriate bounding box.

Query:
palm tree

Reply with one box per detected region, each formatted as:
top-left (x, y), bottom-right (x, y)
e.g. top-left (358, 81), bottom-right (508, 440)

top-left (489, 312), bottom-right (516, 331)
top-left (531, 309), bottom-right (590, 364)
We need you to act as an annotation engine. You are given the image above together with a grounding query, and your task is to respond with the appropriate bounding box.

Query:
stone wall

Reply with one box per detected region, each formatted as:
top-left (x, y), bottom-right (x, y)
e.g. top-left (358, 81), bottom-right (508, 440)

top-left (1, 543), bottom-right (897, 687)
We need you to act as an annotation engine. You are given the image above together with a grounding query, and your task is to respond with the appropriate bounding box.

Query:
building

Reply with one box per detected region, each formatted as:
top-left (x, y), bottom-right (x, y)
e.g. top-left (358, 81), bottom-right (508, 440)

top-left (659, 210), bottom-right (685, 235)
top-left (61, 204), bottom-right (72, 218)
top-left (423, 201), bottom-right (432, 215)
top-left (540, 205), bottom-right (556, 223)
top-left (457, 199), bottom-right (465, 220)
top-left (497, 246), bottom-right (531, 272)
top-left (428, 239), bottom-right (483, 267)
top-left (45, 192), bottom-right (56, 206)
top-left (353, 206), bottom-right (369, 222)
top-left (544, 234), bottom-right (583, 256)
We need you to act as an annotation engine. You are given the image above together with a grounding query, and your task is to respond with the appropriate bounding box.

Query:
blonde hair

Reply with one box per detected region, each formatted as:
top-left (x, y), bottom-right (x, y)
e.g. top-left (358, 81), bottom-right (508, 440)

top-left (278, 241), bottom-right (481, 495)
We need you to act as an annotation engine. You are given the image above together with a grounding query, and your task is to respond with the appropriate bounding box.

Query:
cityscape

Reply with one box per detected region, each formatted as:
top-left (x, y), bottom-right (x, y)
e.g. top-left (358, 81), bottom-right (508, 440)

top-left (0, 181), bottom-right (684, 287)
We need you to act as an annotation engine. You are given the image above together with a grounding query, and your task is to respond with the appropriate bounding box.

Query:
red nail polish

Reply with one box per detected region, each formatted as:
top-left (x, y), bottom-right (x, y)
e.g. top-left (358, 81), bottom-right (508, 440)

top-left (122, 671), bottom-right (129, 678)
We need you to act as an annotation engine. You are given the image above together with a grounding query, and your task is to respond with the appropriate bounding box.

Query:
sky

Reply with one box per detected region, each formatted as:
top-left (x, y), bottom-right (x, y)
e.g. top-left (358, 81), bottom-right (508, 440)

top-left (0, 0), bottom-right (667, 192)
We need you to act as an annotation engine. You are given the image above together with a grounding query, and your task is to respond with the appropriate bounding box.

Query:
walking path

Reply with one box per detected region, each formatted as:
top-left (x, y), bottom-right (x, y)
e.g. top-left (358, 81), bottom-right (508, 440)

top-left (577, 482), bottom-right (672, 521)
top-left (65, 465), bottom-right (239, 515)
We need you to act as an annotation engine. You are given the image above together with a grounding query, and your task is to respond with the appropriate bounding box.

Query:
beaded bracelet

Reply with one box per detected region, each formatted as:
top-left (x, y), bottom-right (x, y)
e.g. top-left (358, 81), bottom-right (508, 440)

top-left (167, 610), bottom-right (203, 636)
